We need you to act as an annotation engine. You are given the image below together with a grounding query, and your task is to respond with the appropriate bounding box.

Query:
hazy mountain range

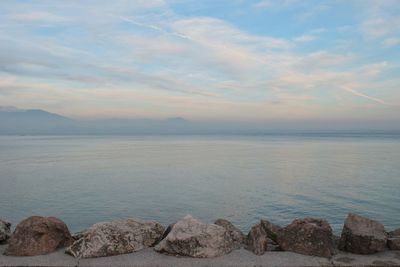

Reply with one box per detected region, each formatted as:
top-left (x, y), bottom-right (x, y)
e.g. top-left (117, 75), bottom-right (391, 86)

top-left (0, 107), bottom-right (200, 135)
top-left (1, 107), bottom-right (399, 135)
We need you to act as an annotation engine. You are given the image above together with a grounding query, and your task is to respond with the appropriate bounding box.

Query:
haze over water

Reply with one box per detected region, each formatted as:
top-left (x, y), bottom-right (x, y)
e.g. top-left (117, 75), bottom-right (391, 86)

top-left (1, 134), bottom-right (399, 234)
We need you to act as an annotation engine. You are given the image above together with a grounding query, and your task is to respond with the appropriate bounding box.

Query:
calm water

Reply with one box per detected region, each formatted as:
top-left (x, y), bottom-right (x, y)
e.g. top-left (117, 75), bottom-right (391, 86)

top-left (0, 134), bottom-right (399, 234)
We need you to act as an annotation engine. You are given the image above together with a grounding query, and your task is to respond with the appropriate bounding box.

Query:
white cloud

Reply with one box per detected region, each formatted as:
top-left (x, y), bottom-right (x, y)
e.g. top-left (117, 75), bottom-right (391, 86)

top-left (253, 0), bottom-right (299, 10)
top-left (293, 34), bottom-right (316, 43)
top-left (8, 11), bottom-right (68, 23)
top-left (383, 37), bottom-right (400, 47)
top-left (293, 28), bottom-right (326, 43)
top-left (357, 0), bottom-right (400, 47)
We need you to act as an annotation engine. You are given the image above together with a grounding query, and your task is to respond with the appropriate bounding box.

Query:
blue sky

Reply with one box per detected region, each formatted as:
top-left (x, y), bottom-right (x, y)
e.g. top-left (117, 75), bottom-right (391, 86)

top-left (0, 0), bottom-right (399, 125)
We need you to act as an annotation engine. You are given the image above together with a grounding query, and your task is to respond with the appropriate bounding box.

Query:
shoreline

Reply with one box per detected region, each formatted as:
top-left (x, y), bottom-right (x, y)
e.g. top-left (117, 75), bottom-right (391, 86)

top-left (1, 245), bottom-right (400, 267)
top-left (1, 214), bottom-right (400, 267)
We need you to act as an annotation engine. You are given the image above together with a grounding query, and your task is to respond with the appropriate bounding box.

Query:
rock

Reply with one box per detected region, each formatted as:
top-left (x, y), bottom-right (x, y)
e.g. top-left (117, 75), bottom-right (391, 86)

top-left (388, 229), bottom-right (400, 250)
top-left (260, 219), bottom-right (281, 243)
top-left (214, 219), bottom-right (245, 248)
top-left (66, 219), bottom-right (164, 258)
top-left (277, 217), bottom-right (333, 258)
top-left (71, 230), bottom-right (87, 241)
top-left (160, 223), bottom-right (175, 242)
top-left (154, 215), bottom-right (234, 258)
top-left (388, 238), bottom-right (400, 250)
top-left (388, 228), bottom-right (400, 238)
top-left (332, 235), bottom-right (341, 255)
top-left (266, 238), bottom-right (281, 251)
top-left (338, 213), bottom-right (387, 254)
top-left (4, 216), bottom-right (73, 256)
top-left (245, 223), bottom-right (268, 255)
top-left (0, 219), bottom-right (11, 244)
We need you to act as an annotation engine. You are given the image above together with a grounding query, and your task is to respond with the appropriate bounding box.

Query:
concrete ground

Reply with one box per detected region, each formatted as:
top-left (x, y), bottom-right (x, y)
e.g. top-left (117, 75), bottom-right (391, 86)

top-left (1, 245), bottom-right (400, 267)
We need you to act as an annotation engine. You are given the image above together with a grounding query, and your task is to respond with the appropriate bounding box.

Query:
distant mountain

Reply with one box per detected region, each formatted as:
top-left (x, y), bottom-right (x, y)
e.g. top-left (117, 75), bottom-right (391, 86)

top-left (0, 109), bottom-right (70, 121)
top-left (2, 107), bottom-right (397, 135)
top-left (0, 107), bottom-right (198, 135)
top-left (0, 108), bottom-right (73, 134)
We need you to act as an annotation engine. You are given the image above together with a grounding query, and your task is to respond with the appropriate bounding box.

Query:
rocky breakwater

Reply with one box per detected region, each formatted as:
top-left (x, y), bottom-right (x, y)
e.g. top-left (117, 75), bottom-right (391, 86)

top-left (4, 216), bottom-right (73, 256)
top-left (66, 219), bottom-right (164, 258)
top-left (1, 213), bottom-right (399, 259)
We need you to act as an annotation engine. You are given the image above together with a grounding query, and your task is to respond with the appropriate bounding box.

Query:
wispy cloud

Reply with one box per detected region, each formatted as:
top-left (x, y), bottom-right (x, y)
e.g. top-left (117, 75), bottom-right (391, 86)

top-left (0, 0), bottom-right (398, 123)
top-left (253, 0), bottom-right (299, 10)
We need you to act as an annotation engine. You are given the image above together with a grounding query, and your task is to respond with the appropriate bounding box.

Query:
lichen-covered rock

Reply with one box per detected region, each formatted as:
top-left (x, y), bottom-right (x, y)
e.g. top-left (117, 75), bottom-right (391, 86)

top-left (246, 223), bottom-right (268, 255)
top-left (277, 217), bottom-right (333, 258)
top-left (260, 219), bottom-right (281, 243)
top-left (0, 219), bottom-right (11, 244)
top-left (214, 219), bottom-right (245, 248)
top-left (4, 216), bottom-right (72, 256)
top-left (66, 219), bottom-right (164, 258)
top-left (154, 215), bottom-right (234, 258)
top-left (338, 213), bottom-right (387, 254)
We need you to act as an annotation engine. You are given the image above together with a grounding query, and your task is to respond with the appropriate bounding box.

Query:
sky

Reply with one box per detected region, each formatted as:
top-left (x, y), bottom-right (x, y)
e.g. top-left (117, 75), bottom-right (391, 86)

top-left (0, 0), bottom-right (399, 126)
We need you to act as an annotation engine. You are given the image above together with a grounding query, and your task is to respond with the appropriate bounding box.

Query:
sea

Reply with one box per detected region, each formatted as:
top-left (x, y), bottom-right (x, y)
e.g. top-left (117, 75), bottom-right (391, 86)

top-left (0, 134), bottom-right (399, 234)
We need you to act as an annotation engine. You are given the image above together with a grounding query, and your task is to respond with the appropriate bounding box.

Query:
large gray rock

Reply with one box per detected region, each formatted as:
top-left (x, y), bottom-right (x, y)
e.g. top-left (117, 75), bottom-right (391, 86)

top-left (4, 216), bottom-right (73, 256)
top-left (277, 217), bottom-right (333, 258)
top-left (66, 219), bottom-right (164, 258)
top-left (245, 223), bottom-right (268, 255)
top-left (0, 219), bottom-right (11, 244)
top-left (214, 219), bottom-right (245, 248)
top-left (154, 215), bottom-right (234, 258)
top-left (338, 213), bottom-right (387, 254)
top-left (260, 219), bottom-right (281, 243)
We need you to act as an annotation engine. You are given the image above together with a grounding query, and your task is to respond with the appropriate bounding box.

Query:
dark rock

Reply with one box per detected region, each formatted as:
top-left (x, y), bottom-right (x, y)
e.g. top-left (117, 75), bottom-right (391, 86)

top-left (66, 219), bottom-right (164, 258)
top-left (160, 223), bottom-right (175, 242)
top-left (246, 223), bottom-right (268, 255)
top-left (214, 219), bottom-right (245, 248)
top-left (388, 229), bottom-right (400, 251)
top-left (260, 219), bottom-right (281, 243)
top-left (0, 219), bottom-right (11, 244)
top-left (71, 230), bottom-right (86, 241)
top-left (277, 217), bottom-right (333, 258)
top-left (266, 238), bottom-right (281, 251)
top-left (332, 235), bottom-right (340, 255)
top-left (4, 216), bottom-right (73, 256)
top-left (388, 238), bottom-right (400, 250)
top-left (154, 215), bottom-right (234, 258)
top-left (338, 213), bottom-right (387, 254)
top-left (389, 228), bottom-right (400, 238)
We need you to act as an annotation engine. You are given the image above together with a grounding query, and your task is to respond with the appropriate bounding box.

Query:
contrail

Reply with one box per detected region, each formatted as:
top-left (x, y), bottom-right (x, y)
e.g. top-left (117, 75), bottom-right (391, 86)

top-left (341, 86), bottom-right (390, 106)
top-left (119, 16), bottom-right (269, 65)
top-left (120, 16), bottom-right (192, 40)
